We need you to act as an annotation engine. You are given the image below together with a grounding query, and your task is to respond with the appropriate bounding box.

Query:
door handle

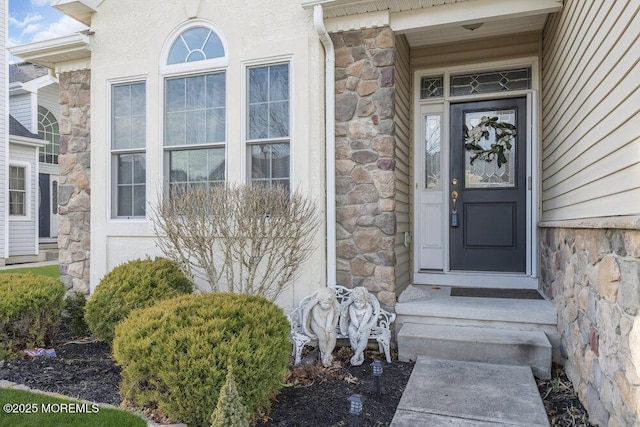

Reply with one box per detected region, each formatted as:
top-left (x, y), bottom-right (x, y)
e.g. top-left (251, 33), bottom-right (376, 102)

top-left (451, 191), bottom-right (458, 213)
top-left (451, 191), bottom-right (459, 227)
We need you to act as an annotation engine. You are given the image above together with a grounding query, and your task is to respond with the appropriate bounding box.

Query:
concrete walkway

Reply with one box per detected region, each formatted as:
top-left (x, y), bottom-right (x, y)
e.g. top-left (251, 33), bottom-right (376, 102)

top-left (391, 357), bottom-right (549, 426)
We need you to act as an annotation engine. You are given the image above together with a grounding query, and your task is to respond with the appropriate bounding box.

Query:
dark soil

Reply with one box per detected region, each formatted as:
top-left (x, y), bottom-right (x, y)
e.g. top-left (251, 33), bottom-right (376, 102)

top-left (0, 319), bottom-right (593, 426)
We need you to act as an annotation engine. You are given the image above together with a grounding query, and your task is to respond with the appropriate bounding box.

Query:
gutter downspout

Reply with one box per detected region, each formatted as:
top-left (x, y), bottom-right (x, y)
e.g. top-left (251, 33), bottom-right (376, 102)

top-left (313, 5), bottom-right (337, 286)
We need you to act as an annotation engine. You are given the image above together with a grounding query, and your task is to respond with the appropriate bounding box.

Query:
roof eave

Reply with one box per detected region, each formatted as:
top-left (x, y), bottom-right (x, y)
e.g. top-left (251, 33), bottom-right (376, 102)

top-left (51, 0), bottom-right (99, 26)
top-left (8, 33), bottom-right (91, 71)
top-left (10, 135), bottom-right (47, 148)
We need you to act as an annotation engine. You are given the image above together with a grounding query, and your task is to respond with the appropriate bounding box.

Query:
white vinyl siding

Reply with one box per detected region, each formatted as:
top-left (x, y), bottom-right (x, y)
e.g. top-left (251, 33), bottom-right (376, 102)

top-left (541, 0), bottom-right (640, 220)
top-left (9, 93), bottom-right (31, 130)
top-left (0, 0), bottom-right (6, 258)
top-left (394, 34), bottom-right (411, 291)
top-left (8, 146), bottom-right (37, 256)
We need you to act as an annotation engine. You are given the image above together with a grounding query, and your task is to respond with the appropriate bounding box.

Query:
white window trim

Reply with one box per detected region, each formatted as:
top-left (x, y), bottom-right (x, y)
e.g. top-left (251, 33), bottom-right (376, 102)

top-left (242, 56), bottom-right (294, 188)
top-left (107, 76), bottom-right (149, 222)
top-left (8, 161), bottom-right (31, 221)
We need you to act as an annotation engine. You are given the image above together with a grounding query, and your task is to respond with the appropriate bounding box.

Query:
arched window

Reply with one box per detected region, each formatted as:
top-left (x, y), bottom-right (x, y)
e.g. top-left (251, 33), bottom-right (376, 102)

top-left (163, 23), bottom-right (227, 192)
top-left (38, 106), bottom-right (59, 164)
top-left (167, 26), bottom-right (225, 64)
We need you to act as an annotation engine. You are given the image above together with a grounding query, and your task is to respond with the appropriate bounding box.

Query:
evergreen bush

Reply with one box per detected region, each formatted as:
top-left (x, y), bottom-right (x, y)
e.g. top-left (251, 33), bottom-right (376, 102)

top-left (113, 292), bottom-right (290, 427)
top-left (0, 273), bottom-right (64, 356)
top-left (210, 366), bottom-right (250, 427)
top-left (84, 258), bottom-right (192, 343)
top-left (64, 291), bottom-right (90, 338)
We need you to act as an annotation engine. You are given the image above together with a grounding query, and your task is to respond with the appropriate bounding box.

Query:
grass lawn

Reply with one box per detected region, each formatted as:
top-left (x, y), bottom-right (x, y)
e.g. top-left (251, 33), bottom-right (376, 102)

top-left (0, 388), bottom-right (146, 427)
top-left (0, 265), bottom-right (60, 279)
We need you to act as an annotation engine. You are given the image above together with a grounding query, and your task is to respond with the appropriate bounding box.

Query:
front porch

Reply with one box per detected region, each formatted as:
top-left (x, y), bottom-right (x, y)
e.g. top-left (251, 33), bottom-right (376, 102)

top-left (312, 0), bottom-right (563, 395)
top-left (396, 285), bottom-right (558, 378)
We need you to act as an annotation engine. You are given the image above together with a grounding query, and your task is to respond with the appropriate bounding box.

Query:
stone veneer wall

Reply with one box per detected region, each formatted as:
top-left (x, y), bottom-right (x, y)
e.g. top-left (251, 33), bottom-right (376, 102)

top-left (331, 27), bottom-right (398, 308)
top-left (540, 220), bottom-right (640, 426)
top-left (57, 70), bottom-right (91, 294)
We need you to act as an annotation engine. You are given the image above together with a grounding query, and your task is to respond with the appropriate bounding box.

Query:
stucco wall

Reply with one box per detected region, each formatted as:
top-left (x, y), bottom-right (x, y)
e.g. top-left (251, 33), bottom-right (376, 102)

top-left (88, 0), bottom-right (325, 308)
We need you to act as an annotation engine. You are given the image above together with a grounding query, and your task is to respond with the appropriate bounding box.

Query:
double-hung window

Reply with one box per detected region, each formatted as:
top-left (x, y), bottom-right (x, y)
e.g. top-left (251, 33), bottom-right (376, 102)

top-left (164, 25), bottom-right (226, 192)
top-left (247, 63), bottom-right (290, 189)
top-left (111, 82), bottom-right (146, 218)
top-left (9, 165), bottom-right (27, 216)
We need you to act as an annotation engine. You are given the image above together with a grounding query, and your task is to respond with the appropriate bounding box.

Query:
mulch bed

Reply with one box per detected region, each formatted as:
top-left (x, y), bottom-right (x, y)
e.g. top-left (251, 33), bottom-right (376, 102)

top-left (0, 318), bottom-right (593, 426)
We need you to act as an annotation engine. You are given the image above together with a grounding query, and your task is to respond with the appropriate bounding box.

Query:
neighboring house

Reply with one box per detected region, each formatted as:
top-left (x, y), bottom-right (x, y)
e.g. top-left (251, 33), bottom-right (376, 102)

top-left (9, 62), bottom-right (62, 245)
top-left (10, 0), bottom-right (639, 425)
top-left (0, 0), bottom-right (47, 265)
top-left (6, 116), bottom-right (47, 261)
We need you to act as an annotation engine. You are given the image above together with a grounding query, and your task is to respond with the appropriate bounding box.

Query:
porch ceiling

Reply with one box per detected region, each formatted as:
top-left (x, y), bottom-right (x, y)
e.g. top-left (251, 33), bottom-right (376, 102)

top-left (303, 0), bottom-right (562, 48)
top-left (403, 13), bottom-right (548, 47)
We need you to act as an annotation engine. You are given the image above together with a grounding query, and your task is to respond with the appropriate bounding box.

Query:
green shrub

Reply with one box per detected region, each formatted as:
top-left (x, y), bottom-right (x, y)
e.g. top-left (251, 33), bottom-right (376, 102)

top-left (0, 273), bottom-right (64, 356)
top-left (84, 258), bottom-right (193, 343)
top-left (113, 293), bottom-right (290, 427)
top-left (64, 292), bottom-right (90, 338)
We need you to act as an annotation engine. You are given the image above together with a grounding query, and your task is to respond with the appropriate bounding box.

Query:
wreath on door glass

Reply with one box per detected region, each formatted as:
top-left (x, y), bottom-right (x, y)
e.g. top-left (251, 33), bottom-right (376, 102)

top-left (464, 116), bottom-right (516, 168)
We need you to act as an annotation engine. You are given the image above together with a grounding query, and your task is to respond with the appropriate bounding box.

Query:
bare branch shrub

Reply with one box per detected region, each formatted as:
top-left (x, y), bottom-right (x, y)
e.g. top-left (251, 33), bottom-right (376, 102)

top-left (151, 184), bottom-right (321, 301)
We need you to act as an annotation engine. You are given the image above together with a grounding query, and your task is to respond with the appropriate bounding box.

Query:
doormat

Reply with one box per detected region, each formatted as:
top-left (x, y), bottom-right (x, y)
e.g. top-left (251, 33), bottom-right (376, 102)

top-left (450, 288), bottom-right (544, 300)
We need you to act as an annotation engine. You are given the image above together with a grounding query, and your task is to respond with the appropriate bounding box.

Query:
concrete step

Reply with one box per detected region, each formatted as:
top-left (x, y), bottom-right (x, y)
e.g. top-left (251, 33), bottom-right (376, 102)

top-left (395, 294), bottom-right (560, 361)
top-left (398, 323), bottom-right (552, 379)
top-left (391, 357), bottom-right (549, 426)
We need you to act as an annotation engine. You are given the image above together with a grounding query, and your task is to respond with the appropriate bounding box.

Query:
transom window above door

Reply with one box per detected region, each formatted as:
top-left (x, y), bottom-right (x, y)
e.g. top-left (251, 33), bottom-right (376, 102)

top-left (419, 67), bottom-right (532, 100)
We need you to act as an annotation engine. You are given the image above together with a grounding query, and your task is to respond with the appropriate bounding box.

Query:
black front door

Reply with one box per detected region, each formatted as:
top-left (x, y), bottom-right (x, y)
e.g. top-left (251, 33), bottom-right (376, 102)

top-left (449, 98), bottom-right (527, 272)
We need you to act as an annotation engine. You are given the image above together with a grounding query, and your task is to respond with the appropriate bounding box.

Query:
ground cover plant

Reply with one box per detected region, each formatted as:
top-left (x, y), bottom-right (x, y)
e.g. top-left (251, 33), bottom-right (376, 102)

top-left (112, 292), bottom-right (291, 427)
top-left (0, 273), bottom-right (64, 358)
top-left (84, 257), bottom-right (192, 343)
top-left (0, 388), bottom-right (146, 427)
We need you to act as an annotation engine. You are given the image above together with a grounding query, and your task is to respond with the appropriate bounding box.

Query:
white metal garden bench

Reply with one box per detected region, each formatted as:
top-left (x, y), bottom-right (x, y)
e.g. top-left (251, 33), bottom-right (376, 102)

top-left (287, 285), bottom-right (396, 365)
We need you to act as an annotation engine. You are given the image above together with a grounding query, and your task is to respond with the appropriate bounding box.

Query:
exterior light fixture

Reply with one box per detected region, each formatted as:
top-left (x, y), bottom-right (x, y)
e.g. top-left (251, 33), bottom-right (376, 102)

top-left (462, 22), bottom-right (483, 31)
top-left (348, 394), bottom-right (364, 427)
top-left (372, 360), bottom-right (383, 395)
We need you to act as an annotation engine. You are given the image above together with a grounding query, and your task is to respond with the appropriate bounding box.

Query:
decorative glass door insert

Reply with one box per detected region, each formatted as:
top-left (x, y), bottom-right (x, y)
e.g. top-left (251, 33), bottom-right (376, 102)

top-left (464, 109), bottom-right (516, 188)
